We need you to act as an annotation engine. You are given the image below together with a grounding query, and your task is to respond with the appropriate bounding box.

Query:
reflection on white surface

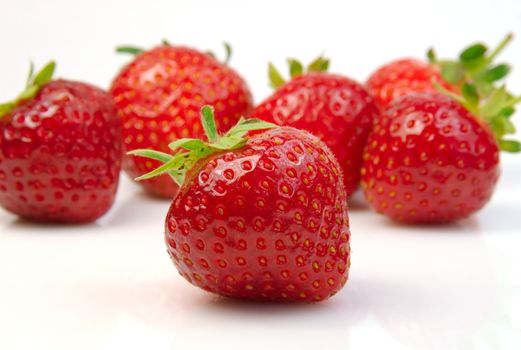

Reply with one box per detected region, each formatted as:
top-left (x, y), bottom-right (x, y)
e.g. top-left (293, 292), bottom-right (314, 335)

top-left (1, 172), bottom-right (521, 350)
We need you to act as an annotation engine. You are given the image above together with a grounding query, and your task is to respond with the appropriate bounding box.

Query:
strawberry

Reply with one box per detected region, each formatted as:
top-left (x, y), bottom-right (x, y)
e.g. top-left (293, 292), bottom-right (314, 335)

top-left (129, 106), bottom-right (351, 302)
top-left (250, 57), bottom-right (378, 196)
top-left (0, 62), bottom-right (122, 223)
top-left (361, 90), bottom-right (520, 223)
top-left (110, 42), bottom-right (253, 198)
top-left (366, 58), bottom-right (457, 108)
top-left (367, 34), bottom-right (513, 107)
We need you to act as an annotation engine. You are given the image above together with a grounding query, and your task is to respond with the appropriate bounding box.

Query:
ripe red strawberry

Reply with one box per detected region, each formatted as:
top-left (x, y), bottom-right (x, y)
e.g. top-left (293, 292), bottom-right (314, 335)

top-left (130, 106), bottom-right (351, 302)
top-left (0, 62), bottom-right (122, 223)
top-left (251, 57), bottom-right (378, 196)
top-left (361, 91), bottom-right (520, 223)
top-left (110, 43), bottom-right (253, 198)
top-left (366, 58), bottom-right (457, 107)
top-left (367, 34), bottom-right (513, 107)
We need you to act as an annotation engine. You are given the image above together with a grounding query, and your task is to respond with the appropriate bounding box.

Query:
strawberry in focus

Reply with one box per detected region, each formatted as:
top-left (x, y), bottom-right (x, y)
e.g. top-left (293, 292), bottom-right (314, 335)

top-left (250, 57), bottom-right (378, 196)
top-left (0, 62), bottom-right (122, 223)
top-left (110, 42), bottom-right (253, 198)
top-left (366, 34), bottom-right (513, 107)
top-left (130, 106), bottom-right (351, 302)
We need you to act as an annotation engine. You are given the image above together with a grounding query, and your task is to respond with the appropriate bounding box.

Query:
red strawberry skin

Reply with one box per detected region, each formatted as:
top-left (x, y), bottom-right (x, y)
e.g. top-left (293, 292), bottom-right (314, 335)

top-left (361, 93), bottom-right (500, 223)
top-left (165, 127), bottom-right (350, 302)
top-left (110, 46), bottom-right (253, 198)
top-left (366, 59), bottom-right (458, 108)
top-left (251, 73), bottom-right (378, 196)
top-left (0, 80), bottom-right (122, 223)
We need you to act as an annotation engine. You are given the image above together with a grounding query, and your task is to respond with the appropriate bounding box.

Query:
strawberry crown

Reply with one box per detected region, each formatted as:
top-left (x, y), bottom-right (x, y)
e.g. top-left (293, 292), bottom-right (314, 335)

top-left (128, 106), bottom-right (277, 186)
top-left (428, 33), bottom-right (520, 152)
top-left (0, 61), bottom-right (56, 119)
top-left (268, 55), bottom-right (330, 89)
top-left (116, 40), bottom-right (234, 65)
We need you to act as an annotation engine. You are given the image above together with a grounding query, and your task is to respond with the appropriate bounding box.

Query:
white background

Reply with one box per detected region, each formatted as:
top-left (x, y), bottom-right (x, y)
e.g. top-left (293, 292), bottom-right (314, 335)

top-left (1, 0), bottom-right (521, 349)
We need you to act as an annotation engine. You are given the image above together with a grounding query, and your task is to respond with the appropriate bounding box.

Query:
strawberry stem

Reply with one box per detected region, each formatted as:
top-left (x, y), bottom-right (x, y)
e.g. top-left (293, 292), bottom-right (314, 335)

top-left (432, 79), bottom-right (478, 115)
top-left (307, 56), bottom-right (330, 73)
top-left (223, 42), bottom-right (232, 65)
top-left (25, 62), bottom-right (35, 88)
top-left (487, 33), bottom-right (513, 64)
top-left (269, 63), bottom-right (286, 88)
top-left (430, 34), bottom-right (520, 153)
top-left (128, 105), bottom-right (278, 185)
top-left (288, 59), bottom-right (304, 77)
top-left (201, 106), bottom-right (218, 142)
top-left (116, 46), bottom-right (145, 55)
top-left (268, 55), bottom-right (330, 89)
top-left (506, 95), bottom-right (521, 108)
top-left (498, 139), bottom-right (521, 152)
top-left (434, 79), bottom-right (520, 153)
top-left (0, 61), bottom-right (55, 119)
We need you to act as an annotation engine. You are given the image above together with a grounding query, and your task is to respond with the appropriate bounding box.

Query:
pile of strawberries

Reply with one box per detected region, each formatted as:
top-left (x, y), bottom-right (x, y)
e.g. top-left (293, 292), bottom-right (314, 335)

top-left (0, 35), bottom-right (519, 302)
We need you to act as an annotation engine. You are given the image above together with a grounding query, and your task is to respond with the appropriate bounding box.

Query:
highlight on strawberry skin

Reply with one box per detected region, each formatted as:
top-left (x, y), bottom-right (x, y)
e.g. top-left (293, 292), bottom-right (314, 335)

top-left (366, 33), bottom-right (514, 108)
top-left (251, 56), bottom-right (378, 197)
top-left (111, 41), bottom-right (253, 198)
top-left (128, 105), bottom-right (352, 302)
top-left (361, 34), bottom-right (520, 224)
top-left (0, 61), bottom-right (122, 223)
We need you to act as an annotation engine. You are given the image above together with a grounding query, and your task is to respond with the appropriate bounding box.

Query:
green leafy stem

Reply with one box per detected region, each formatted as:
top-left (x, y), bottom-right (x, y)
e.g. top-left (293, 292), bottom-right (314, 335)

top-left (0, 61), bottom-right (56, 119)
top-left (428, 33), bottom-right (513, 95)
top-left (128, 106), bottom-right (278, 186)
top-left (269, 55), bottom-right (330, 89)
top-left (430, 34), bottom-right (520, 152)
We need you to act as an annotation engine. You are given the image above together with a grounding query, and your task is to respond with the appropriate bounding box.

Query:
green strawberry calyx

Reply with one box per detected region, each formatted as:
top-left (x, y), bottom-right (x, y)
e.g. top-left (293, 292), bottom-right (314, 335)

top-left (116, 41), bottom-right (234, 65)
top-left (268, 55), bottom-right (330, 89)
top-left (430, 33), bottom-right (521, 153)
top-left (206, 42), bottom-right (233, 65)
top-left (116, 46), bottom-right (145, 55)
top-left (128, 105), bottom-right (277, 186)
top-left (428, 33), bottom-right (513, 91)
top-left (0, 61), bottom-right (56, 119)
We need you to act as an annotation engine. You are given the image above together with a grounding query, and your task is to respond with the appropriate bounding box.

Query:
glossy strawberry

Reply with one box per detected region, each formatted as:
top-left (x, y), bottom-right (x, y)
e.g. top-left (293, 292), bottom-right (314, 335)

top-left (110, 43), bottom-right (253, 198)
top-left (367, 34), bottom-right (513, 107)
top-left (130, 106), bottom-right (351, 302)
top-left (361, 92), bottom-right (519, 223)
top-left (251, 57), bottom-right (378, 196)
top-left (366, 58), bottom-right (457, 107)
top-left (0, 62), bottom-right (122, 223)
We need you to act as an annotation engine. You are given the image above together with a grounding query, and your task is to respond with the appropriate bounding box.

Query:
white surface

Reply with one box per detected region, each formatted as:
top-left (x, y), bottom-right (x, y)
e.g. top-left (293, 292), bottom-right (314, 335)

top-left (1, 0), bottom-right (521, 349)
